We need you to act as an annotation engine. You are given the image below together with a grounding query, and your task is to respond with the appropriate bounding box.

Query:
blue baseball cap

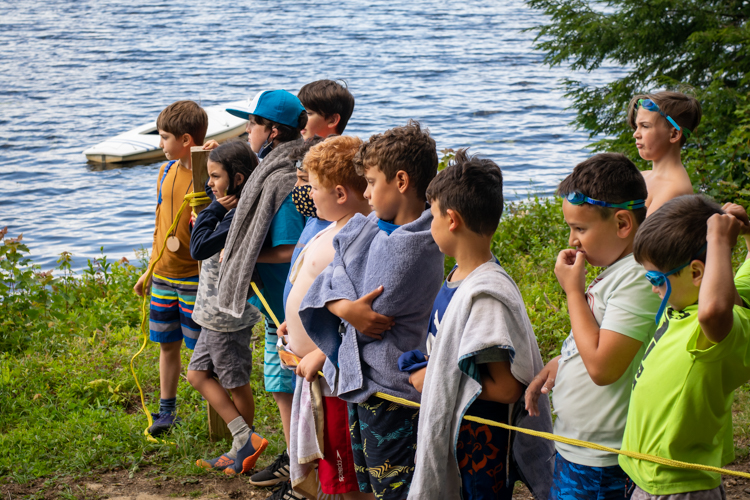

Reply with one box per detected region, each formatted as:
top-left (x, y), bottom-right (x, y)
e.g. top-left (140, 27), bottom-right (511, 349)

top-left (226, 90), bottom-right (305, 128)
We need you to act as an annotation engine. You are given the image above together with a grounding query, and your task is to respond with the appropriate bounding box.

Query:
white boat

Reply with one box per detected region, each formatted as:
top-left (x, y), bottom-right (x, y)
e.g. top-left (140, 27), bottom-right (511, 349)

top-left (83, 101), bottom-right (248, 163)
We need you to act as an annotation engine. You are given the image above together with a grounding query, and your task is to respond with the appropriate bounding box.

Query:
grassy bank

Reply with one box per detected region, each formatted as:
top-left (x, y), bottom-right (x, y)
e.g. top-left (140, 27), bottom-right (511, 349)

top-left (2, 197), bottom-right (750, 492)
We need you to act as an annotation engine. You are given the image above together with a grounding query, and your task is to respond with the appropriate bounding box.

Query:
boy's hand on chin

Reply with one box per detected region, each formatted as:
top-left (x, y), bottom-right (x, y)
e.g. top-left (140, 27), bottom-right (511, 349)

top-left (408, 367), bottom-right (427, 393)
top-left (217, 195), bottom-right (238, 211)
top-left (555, 249), bottom-right (587, 295)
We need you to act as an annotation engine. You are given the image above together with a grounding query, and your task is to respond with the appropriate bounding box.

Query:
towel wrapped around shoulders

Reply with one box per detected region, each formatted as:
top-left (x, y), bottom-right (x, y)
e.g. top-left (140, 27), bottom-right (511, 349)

top-left (298, 209), bottom-right (444, 404)
top-left (408, 261), bottom-right (554, 499)
top-left (216, 138), bottom-right (303, 318)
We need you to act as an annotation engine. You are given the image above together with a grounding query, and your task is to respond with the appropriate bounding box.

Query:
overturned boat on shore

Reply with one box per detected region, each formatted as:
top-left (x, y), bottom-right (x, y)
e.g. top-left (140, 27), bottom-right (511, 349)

top-left (83, 101), bottom-right (247, 163)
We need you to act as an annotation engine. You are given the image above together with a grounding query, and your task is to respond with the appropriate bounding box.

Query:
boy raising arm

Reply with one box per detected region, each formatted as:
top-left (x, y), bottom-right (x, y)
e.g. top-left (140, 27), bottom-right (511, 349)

top-left (619, 196), bottom-right (750, 499)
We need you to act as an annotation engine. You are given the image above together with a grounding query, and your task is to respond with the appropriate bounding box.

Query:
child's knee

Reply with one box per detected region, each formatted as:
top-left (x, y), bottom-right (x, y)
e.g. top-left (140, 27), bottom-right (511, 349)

top-left (186, 369), bottom-right (205, 388)
top-left (159, 339), bottom-right (182, 353)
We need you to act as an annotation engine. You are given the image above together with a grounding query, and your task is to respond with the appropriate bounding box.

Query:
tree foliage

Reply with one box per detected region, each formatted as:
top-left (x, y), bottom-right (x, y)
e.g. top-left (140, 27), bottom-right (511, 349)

top-left (527, 0), bottom-right (750, 203)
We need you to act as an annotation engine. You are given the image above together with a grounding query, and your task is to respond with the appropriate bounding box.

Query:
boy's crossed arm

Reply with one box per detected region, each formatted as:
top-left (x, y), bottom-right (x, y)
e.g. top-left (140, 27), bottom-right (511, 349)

top-left (326, 285), bottom-right (395, 339)
top-left (555, 249), bottom-right (644, 386)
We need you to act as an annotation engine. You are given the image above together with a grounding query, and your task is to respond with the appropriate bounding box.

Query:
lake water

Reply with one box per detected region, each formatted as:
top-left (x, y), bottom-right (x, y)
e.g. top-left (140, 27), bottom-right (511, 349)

top-left (1, 0), bottom-right (620, 270)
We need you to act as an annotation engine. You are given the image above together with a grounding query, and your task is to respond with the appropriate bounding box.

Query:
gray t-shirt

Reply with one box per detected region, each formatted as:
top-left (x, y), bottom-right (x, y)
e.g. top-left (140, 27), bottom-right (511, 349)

top-left (552, 254), bottom-right (661, 467)
top-left (192, 252), bottom-right (262, 332)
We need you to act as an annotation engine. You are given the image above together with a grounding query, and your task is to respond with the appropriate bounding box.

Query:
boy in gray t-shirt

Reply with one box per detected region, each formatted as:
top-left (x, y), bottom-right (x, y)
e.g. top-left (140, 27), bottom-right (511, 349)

top-left (525, 153), bottom-right (661, 499)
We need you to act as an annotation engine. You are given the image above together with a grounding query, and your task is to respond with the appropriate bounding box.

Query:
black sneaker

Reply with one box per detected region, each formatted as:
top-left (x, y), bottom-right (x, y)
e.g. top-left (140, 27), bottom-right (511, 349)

top-left (148, 412), bottom-right (182, 437)
top-left (248, 450), bottom-right (290, 486)
top-left (267, 481), bottom-right (306, 500)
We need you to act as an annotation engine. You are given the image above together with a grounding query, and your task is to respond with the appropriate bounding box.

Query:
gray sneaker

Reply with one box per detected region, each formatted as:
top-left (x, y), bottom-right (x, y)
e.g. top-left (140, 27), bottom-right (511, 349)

top-left (248, 450), bottom-right (290, 486)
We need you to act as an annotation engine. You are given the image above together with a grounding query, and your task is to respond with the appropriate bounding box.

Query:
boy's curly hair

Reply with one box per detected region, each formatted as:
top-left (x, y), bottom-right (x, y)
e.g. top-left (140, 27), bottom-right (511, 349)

top-left (156, 100), bottom-right (208, 145)
top-left (289, 136), bottom-right (327, 167)
top-left (305, 136), bottom-right (366, 198)
top-left (426, 149), bottom-right (503, 236)
top-left (353, 120), bottom-right (438, 201)
top-left (298, 80), bottom-right (355, 135)
top-left (627, 90), bottom-right (702, 147)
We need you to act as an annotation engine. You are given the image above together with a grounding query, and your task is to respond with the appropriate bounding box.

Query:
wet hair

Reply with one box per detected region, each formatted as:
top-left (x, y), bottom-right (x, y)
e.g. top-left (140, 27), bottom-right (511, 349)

top-left (634, 195), bottom-right (721, 273)
top-left (156, 100), bottom-right (209, 145)
top-left (627, 91), bottom-right (702, 147)
top-left (305, 136), bottom-right (366, 199)
top-left (557, 153), bottom-right (648, 225)
top-left (298, 80), bottom-right (356, 134)
top-left (288, 136), bottom-right (327, 167)
top-left (426, 149), bottom-right (503, 236)
top-left (353, 120), bottom-right (438, 201)
top-left (252, 111), bottom-right (309, 143)
top-left (208, 140), bottom-right (258, 197)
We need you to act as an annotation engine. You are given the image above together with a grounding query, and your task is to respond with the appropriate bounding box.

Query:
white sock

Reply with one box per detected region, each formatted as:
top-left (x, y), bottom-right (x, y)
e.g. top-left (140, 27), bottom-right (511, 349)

top-left (227, 416), bottom-right (250, 459)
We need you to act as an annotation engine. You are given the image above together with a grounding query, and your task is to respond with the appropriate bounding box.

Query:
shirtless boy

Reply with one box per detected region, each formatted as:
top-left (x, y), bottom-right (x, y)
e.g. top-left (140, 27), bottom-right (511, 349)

top-left (627, 91), bottom-right (701, 215)
top-left (280, 135), bottom-right (372, 500)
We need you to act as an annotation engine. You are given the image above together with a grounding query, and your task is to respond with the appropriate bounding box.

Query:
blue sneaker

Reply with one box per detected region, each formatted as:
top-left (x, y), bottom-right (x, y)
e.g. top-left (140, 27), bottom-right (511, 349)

top-left (196, 453), bottom-right (235, 471)
top-left (148, 412), bottom-right (181, 437)
top-left (224, 430), bottom-right (269, 476)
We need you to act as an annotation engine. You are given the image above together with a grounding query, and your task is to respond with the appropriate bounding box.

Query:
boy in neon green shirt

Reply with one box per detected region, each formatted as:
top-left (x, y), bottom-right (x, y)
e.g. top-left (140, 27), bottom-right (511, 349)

top-left (620, 195), bottom-right (750, 498)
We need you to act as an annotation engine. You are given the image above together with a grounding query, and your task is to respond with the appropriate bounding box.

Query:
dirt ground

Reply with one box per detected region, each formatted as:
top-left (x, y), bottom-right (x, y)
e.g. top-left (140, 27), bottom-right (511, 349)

top-left (4, 458), bottom-right (750, 499)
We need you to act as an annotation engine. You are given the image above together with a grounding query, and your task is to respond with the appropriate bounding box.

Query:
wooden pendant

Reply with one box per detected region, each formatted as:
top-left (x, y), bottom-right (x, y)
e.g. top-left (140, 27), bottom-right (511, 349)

top-left (166, 236), bottom-right (181, 252)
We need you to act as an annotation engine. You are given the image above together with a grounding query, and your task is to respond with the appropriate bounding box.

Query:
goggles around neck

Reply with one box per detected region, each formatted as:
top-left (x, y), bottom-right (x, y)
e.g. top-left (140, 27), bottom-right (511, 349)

top-left (565, 191), bottom-right (646, 210)
top-left (644, 243), bottom-right (708, 325)
top-left (637, 99), bottom-right (691, 137)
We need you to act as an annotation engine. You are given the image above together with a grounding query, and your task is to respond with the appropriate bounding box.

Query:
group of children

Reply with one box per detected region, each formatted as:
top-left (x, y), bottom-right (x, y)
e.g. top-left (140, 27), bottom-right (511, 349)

top-left (134, 83), bottom-right (750, 500)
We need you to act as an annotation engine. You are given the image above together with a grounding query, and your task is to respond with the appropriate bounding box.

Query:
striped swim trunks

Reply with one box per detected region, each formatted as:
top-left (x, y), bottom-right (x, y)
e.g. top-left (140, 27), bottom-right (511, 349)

top-left (263, 317), bottom-right (294, 393)
top-left (149, 273), bottom-right (201, 350)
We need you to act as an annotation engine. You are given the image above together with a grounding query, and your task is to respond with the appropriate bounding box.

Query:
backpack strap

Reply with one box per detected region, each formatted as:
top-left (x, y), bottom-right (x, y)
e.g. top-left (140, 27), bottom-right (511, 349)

top-left (157, 160), bottom-right (178, 205)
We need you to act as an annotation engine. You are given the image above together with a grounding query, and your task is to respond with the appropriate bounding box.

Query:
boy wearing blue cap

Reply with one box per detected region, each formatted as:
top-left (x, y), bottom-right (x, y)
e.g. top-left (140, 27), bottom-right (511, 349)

top-left (525, 154), bottom-right (661, 499)
top-left (213, 91), bottom-right (307, 491)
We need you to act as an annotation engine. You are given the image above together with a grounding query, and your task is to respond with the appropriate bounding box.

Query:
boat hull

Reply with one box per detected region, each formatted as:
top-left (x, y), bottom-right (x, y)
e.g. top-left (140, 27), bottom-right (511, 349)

top-left (83, 102), bottom-right (248, 163)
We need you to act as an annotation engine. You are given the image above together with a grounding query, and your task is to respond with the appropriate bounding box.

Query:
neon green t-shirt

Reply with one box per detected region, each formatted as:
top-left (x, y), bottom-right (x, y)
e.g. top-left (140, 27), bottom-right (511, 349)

top-left (619, 259), bottom-right (750, 494)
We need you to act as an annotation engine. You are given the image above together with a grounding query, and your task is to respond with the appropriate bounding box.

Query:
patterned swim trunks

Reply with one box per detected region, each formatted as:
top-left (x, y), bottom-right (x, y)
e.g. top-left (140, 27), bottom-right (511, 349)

top-left (348, 395), bottom-right (420, 500)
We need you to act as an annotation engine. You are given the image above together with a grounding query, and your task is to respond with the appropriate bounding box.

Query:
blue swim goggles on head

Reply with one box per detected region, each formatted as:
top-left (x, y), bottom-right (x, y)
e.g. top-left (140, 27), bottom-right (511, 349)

top-left (644, 243), bottom-right (707, 325)
top-left (637, 99), bottom-right (692, 137)
top-left (566, 191), bottom-right (646, 210)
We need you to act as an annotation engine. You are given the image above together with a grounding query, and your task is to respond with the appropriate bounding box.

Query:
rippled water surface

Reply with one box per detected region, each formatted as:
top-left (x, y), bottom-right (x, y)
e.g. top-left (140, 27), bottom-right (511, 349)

top-left (1, 0), bottom-right (619, 269)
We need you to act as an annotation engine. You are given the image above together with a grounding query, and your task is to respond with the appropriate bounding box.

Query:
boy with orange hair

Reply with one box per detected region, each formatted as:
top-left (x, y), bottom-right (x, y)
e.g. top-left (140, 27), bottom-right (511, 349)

top-left (280, 136), bottom-right (372, 500)
top-left (133, 100), bottom-right (208, 436)
top-left (627, 91), bottom-right (702, 215)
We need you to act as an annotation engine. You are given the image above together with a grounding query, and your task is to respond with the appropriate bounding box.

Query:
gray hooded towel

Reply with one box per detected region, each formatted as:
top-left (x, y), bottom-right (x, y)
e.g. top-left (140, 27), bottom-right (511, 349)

top-left (408, 261), bottom-right (555, 500)
top-left (216, 138), bottom-right (303, 318)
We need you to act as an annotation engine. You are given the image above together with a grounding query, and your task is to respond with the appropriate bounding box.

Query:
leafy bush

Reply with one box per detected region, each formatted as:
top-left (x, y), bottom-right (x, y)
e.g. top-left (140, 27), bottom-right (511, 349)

top-left (526, 0), bottom-right (750, 203)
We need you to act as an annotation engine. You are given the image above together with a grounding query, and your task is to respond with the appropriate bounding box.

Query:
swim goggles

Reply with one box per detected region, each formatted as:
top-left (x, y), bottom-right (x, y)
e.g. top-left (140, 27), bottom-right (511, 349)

top-left (565, 191), bottom-right (646, 210)
top-left (637, 99), bottom-right (691, 137)
top-left (644, 243), bottom-right (707, 325)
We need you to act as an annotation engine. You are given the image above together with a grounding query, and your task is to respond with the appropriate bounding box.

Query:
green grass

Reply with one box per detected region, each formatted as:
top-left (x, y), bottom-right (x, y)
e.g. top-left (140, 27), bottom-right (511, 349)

top-left (2, 196), bottom-right (750, 486)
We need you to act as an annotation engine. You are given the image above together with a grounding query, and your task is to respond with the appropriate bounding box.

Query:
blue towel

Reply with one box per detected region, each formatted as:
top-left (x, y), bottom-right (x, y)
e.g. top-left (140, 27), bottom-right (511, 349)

top-left (298, 210), bottom-right (444, 404)
top-left (398, 349), bottom-right (428, 373)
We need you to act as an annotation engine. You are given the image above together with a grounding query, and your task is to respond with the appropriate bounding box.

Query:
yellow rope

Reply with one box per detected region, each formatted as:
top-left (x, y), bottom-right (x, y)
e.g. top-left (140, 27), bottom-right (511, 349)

top-left (130, 191), bottom-right (208, 444)
top-left (368, 391), bottom-right (750, 479)
top-left (132, 192), bottom-right (750, 480)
